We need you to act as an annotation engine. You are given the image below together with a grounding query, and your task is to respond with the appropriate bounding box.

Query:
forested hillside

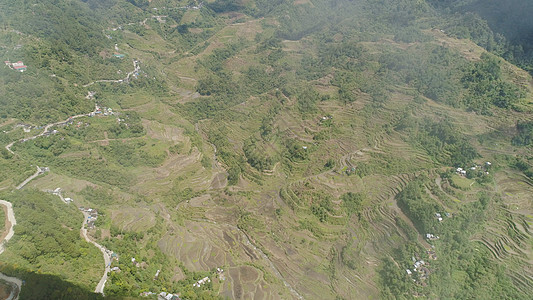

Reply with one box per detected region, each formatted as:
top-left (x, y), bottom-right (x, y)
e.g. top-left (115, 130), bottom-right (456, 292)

top-left (428, 0), bottom-right (533, 72)
top-left (0, 0), bottom-right (532, 299)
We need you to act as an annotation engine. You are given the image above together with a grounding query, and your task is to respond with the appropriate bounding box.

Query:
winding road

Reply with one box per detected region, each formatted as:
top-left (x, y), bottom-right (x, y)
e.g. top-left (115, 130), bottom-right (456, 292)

top-left (2, 104), bottom-right (114, 296)
top-left (82, 59), bottom-right (140, 88)
top-left (0, 200), bottom-right (21, 300)
top-left (81, 212), bottom-right (112, 295)
top-left (5, 111), bottom-right (97, 155)
top-left (15, 166), bottom-right (47, 190)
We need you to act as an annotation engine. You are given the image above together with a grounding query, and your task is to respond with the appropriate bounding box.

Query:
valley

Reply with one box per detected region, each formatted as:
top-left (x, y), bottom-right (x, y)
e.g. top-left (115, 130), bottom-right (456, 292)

top-left (0, 0), bottom-right (532, 299)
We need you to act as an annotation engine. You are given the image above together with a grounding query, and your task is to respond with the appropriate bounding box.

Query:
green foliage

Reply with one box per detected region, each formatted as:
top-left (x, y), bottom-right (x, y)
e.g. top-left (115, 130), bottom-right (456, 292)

top-left (311, 195), bottom-right (333, 223)
top-left (80, 186), bottom-right (115, 206)
top-left (298, 218), bottom-right (324, 237)
top-left (341, 192), bottom-right (364, 216)
top-left (462, 54), bottom-right (523, 112)
top-left (0, 190), bottom-right (102, 293)
top-left (244, 66), bottom-right (283, 95)
top-left (379, 45), bottom-right (463, 105)
top-left (207, 0), bottom-right (244, 13)
top-left (0, 158), bottom-right (35, 185)
top-left (0, 207), bottom-right (5, 232)
top-left (207, 126), bottom-right (246, 185)
top-left (396, 178), bottom-right (441, 234)
top-left (167, 185), bottom-right (204, 207)
top-left (400, 117), bottom-right (479, 167)
top-left (429, 0), bottom-right (533, 72)
top-left (512, 120), bottom-right (533, 146)
top-left (243, 137), bottom-right (276, 171)
top-left (101, 140), bottom-right (167, 168)
top-left (0, 0), bottom-right (108, 56)
top-left (238, 211), bottom-right (265, 232)
top-left (169, 142), bottom-right (184, 155)
top-left (57, 157), bottom-right (135, 188)
top-left (511, 157), bottom-right (533, 179)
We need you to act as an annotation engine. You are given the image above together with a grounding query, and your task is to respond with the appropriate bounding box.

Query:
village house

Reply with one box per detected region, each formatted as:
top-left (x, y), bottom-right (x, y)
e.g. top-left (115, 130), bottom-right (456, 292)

top-left (5, 60), bottom-right (27, 72)
top-left (216, 267), bottom-right (225, 280)
top-left (131, 257), bottom-right (141, 267)
top-left (193, 277), bottom-right (210, 287)
top-left (426, 233), bottom-right (439, 240)
top-left (158, 292), bottom-right (181, 300)
top-left (12, 61), bottom-right (27, 72)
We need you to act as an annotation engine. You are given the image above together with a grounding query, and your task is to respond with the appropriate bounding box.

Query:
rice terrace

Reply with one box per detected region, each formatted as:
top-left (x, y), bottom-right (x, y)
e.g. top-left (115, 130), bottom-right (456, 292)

top-left (0, 0), bottom-right (532, 299)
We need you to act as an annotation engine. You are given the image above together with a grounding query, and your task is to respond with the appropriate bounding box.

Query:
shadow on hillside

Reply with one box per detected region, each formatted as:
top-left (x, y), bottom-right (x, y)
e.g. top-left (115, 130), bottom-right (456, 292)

top-left (0, 263), bottom-right (132, 300)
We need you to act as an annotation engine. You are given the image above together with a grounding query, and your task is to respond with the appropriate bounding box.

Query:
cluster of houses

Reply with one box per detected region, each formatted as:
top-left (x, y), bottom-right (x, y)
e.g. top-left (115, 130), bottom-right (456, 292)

top-left (456, 162), bottom-right (492, 177)
top-left (140, 290), bottom-right (182, 299)
top-left (406, 258), bottom-right (431, 282)
top-left (79, 207), bottom-right (99, 229)
top-left (140, 267), bottom-right (224, 298)
top-left (131, 257), bottom-right (148, 268)
top-left (193, 276), bottom-right (210, 288)
top-left (4, 60), bottom-right (27, 72)
top-left (89, 105), bottom-right (114, 117)
top-left (140, 292), bottom-right (155, 297)
top-left (139, 290), bottom-right (181, 299)
top-left (131, 69), bottom-right (144, 80)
